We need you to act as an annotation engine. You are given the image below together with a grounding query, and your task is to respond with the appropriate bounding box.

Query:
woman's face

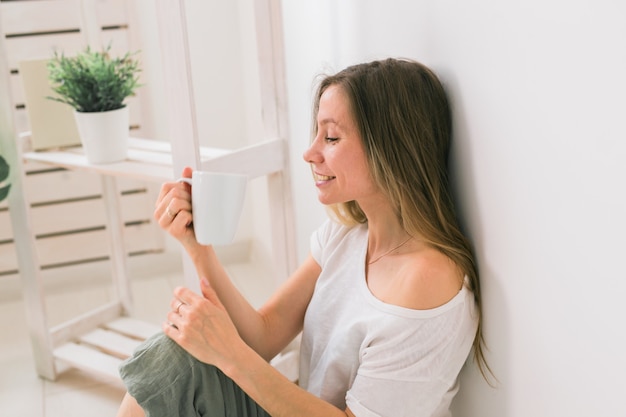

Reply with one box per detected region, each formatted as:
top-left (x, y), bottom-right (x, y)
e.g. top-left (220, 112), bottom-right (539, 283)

top-left (302, 85), bottom-right (377, 206)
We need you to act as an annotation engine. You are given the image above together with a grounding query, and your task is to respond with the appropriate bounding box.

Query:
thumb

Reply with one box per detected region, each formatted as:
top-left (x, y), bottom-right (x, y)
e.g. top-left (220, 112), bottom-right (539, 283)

top-left (182, 166), bottom-right (193, 179)
top-left (200, 278), bottom-right (223, 307)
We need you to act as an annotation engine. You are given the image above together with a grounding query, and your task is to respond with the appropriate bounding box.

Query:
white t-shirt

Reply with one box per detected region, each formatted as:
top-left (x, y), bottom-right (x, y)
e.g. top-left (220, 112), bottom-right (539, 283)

top-left (299, 220), bottom-right (478, 417)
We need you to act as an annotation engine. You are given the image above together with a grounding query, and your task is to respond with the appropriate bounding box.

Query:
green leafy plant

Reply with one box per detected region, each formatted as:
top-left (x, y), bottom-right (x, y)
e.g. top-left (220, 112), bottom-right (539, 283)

top-left (0, 155), bottom-right (10, 202)
top-left (47, 45), bottom-right (141, 113)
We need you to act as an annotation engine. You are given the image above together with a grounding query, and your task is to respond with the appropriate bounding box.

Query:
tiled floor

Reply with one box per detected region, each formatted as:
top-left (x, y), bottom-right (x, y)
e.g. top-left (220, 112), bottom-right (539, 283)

top-left (0, 250), bottom-right (274, 417)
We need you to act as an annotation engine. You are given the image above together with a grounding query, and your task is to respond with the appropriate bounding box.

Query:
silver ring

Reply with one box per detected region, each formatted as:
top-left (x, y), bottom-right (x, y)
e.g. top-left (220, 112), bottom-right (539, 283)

top-left (166, 208), bottom-right (176, 219)
top-left (175, 300), bottom-right (184, 314)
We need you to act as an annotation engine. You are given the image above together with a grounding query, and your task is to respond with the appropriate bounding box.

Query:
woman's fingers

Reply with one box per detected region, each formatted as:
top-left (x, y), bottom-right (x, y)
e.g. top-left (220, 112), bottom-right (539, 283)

top-left (154, 167), bottom-right (193, 221)
top-left (165, 287), bottom-right (196, 334)
top-left (200, 278), bottom-right (225, 309)
top-left (173, 286), bottom-right (199, 305)
top-left (154, 185), bottom-right (193, 233)
top-left (164, 285), bottom-right (238, 365)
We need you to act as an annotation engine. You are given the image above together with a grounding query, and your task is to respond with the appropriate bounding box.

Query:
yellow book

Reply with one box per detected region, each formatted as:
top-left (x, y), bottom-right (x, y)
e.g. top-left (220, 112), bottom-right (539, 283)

top-left (19, 59), bottom-right (81, 150)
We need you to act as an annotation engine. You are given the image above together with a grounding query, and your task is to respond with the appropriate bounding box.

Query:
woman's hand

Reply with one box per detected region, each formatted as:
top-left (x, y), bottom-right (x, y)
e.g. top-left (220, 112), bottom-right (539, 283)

top-left (163, 278), bottom-right (245, 369)
top-left (154, 166), bottom-right (197, 248)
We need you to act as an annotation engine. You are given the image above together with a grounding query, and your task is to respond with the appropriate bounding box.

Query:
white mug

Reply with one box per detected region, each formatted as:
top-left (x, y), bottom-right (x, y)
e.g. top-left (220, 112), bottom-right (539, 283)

top-left (178, 171), bottom-right (247, 246)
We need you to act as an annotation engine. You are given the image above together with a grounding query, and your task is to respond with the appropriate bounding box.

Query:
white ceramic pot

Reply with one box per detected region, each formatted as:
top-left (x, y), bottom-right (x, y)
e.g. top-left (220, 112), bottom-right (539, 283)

top-left (73, 106), bottom-right (129, 164)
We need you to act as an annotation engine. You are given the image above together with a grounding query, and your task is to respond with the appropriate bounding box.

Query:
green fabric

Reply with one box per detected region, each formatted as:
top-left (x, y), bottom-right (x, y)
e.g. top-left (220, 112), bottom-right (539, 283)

top-left (119, 332), bottom-right (271, 417)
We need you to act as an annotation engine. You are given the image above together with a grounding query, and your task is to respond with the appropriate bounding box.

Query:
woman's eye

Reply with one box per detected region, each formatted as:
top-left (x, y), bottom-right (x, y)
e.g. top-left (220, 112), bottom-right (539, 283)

top-left (325, 137), bottom-right (338, 143)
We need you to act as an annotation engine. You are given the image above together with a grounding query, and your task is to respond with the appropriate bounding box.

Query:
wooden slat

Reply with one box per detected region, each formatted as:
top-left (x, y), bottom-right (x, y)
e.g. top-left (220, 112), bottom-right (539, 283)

top-left (42, 223), bottom-right (161, 264)
top-left (201, 138), bottom-right (285, 177)
top-left (23, 169), bottom-right (102, 203)
top-left (13, 105), bottom-right (29, 134)
top-left (50, 300), bottom-right (123, 346)
top-left (103, 317), bottom-right (161, 340)
top-left (30, 193), bottom-right (153, 236)
top-left (5, 28), bottom-right (130, 70)
top-left (1, 0), bottom-right (82, 35)
top-left (5, 32), bottom-right (85, 70)
top-left (31, 199), bottom-right (111, 235)
top-left (24, 151), bottom-right (173, 183)
top-left (1, 0), bottom-right (129, 37)
top-left (97, 0), bottom-right (129, 28)
top-left (24, 167), bottom-right (101, 192)
top-left (78, 328), bottom-right (143, 358)
top-left (54, 342), bottom-right (123, 381)
top-left (22, 168), bottom-right (150, 203)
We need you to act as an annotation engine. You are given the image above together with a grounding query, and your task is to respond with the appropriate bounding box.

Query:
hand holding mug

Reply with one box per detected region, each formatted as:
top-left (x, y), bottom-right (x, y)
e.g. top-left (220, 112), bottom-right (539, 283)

top-left (177, 170), bottom-right (247, 246)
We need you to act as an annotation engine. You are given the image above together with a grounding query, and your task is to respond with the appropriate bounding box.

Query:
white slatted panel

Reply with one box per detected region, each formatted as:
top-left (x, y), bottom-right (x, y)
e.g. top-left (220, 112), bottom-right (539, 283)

top-left (0, 0), bottom-right (162, 277)
top-left (53, 316), bottom-right (160, 382)
top-left (0, 223), bottom-right (160, 272)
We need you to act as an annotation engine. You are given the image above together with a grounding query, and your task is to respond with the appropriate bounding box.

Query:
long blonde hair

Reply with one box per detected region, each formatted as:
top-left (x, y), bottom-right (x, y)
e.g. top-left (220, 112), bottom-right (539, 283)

top-left (312, 58), bottom-right (492, 380)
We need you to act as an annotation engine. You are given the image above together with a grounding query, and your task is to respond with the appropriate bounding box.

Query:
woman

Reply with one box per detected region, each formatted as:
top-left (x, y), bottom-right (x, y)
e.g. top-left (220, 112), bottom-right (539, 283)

top-left (117, 58), bottom-right (488, 417)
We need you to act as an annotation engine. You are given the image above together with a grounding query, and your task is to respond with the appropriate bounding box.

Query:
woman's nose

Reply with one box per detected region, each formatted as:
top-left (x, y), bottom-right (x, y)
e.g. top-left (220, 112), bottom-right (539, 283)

top-left (302, 138), bottom-right (321, 163)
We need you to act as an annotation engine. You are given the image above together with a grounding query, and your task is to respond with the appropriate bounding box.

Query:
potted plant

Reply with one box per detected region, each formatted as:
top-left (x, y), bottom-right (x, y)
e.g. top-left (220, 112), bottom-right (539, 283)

top-left (47, 45), bottom-right (141, 164)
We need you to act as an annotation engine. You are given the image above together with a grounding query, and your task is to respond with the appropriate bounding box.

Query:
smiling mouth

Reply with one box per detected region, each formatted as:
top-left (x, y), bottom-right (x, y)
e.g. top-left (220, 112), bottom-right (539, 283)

top-left (315, 174), bottom-right (335, 181)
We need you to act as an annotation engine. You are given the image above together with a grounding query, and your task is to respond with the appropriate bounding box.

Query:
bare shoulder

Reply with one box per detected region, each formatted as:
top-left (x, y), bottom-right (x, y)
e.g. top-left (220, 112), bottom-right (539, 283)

top-left (370, 246), bottom-right (464, 310)
top-left (402, 247), bottom-right (463, 310)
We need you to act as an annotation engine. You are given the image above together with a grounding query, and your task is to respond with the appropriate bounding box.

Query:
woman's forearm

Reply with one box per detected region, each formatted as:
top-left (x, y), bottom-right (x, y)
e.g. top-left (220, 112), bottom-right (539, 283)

top-left (224, 343), bottom-right (349, 417)
top-left (185, 247), bottom-right (319, 362)
top-left (184, 243), bottom-right (274, 358)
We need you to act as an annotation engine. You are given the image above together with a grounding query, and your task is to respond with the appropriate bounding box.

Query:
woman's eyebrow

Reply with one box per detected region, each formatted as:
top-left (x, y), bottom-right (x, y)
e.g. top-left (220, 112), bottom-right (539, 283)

top-left (318, 118), bottom-right (339, 127)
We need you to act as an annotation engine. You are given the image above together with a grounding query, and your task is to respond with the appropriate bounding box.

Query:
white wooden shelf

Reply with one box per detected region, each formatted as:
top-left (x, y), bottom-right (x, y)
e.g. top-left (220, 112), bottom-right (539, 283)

top-left (22, 137), bottom-right (285, 183)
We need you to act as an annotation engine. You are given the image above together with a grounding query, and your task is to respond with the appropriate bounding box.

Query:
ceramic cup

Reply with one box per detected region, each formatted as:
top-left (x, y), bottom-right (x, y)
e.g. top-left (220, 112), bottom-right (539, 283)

top-left (178, 171), bottom-right (247, 246)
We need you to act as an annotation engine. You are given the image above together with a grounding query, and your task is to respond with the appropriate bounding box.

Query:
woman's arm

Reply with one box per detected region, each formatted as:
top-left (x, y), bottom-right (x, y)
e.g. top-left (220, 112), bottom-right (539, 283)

top-left (187, 250), bottom-right (320, 360)
top-left (164, 276), bottom-right (353, 417)
top-left (155, 167), bottom-right (319, 360)
top-left (226, 339), bottom-right (356, 417)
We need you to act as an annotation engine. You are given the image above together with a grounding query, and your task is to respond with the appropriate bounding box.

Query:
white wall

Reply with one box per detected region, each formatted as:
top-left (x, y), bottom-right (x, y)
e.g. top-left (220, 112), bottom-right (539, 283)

top-left (281, 1), bottom-right (626, 416)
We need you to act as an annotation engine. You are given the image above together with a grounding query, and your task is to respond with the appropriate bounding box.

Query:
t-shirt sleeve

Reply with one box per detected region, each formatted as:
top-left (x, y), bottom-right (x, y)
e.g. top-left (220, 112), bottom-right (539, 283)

top-left (309, 218), bottom-right (338, 266)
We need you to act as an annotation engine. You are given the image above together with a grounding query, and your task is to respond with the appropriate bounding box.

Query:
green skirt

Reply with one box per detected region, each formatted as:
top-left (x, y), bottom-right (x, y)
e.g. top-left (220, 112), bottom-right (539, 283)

top-left (119, 332), bottom-right (271, 417)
